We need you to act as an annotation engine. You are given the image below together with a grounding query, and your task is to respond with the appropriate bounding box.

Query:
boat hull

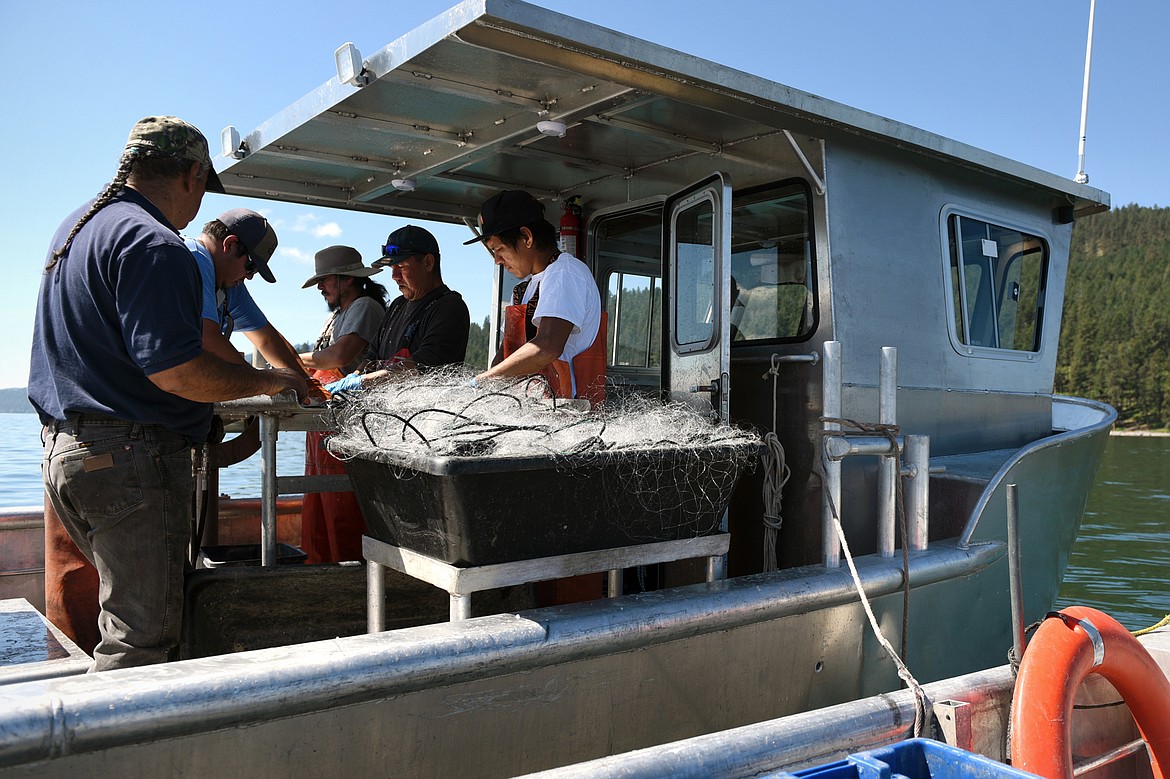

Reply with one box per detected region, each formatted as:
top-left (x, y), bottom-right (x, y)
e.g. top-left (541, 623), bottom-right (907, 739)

top-left (0, 400), bottom-right (1114, 777)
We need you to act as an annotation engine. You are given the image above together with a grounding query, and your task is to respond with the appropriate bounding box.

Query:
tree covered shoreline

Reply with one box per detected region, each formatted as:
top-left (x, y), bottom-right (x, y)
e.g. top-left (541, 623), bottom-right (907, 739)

top-left (1057, 204), bottom-right (1170, 430)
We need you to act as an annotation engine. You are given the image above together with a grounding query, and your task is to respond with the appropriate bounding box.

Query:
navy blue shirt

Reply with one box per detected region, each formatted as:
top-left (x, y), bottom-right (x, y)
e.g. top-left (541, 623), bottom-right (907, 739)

top-left (29, 189), bottom-right (212, 441)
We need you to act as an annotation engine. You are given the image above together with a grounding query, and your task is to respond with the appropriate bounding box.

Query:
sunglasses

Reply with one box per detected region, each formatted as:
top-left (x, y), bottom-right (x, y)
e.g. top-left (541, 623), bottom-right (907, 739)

top-left (375, 245), bottom-right (420, 267)
top-left (234, 238), bottom-right (257, 273)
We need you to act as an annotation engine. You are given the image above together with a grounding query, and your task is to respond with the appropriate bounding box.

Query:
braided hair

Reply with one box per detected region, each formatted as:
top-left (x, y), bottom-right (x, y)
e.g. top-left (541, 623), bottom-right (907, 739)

top-left (45, 147), bottom-right (141, 272)
top-left (44, 147), bottom-right (201, 273)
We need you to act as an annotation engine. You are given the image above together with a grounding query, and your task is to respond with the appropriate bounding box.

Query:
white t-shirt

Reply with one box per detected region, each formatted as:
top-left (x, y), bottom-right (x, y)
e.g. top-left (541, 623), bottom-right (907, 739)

top-left (521, 252), bottom-right (602, 365)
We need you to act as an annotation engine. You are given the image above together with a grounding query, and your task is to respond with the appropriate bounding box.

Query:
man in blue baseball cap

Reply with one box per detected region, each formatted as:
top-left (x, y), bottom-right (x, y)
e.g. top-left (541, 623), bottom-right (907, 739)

top-left (186, 208), bottom-right (305, 371)
top-left (326, 224), bottom-right (470, 393)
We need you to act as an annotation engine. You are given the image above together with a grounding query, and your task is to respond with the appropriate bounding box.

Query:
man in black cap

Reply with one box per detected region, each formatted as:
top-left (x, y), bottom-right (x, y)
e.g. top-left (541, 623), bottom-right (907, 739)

top-left (327, 224), bottom-right (470, 392)
top-left (30, 116), bottom-right (309, 671)
top-left (186, 208), bottom-right (305, 371)
top-left (465, 190), bottom-right (605, 402)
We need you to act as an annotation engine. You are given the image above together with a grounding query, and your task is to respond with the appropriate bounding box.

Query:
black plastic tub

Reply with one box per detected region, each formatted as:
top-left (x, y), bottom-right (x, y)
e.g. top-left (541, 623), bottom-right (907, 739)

top-left (336, 444), bottom-right (754, 566)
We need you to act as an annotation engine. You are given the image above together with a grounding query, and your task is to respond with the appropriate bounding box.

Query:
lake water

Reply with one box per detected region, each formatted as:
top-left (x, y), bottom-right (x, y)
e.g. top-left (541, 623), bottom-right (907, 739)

top-left (1053, 434), bottom-right (1170, 630)
top-left (0, 412), bottom-right (306, 507)
top-left (3, 412), bottom-right (1166, 631)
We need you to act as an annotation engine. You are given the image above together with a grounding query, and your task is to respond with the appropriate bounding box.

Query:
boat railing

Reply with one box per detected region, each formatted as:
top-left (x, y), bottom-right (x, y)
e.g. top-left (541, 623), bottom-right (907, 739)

top-left (956, 394), bottom-right (1116, 547)
top-left (820, 341), bottom-right (932, 567)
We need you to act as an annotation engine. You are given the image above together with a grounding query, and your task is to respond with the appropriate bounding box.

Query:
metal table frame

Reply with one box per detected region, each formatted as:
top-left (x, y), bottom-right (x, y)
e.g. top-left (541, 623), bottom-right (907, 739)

top-left (363, 532), bottom-right (731, 625)
top-left (214, 395), bottom-right (346, 567)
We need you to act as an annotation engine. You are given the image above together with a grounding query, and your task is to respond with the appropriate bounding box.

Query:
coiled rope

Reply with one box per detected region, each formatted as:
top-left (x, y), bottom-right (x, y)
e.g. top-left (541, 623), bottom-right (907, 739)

top-left (760, 356), bottom-right (791, 572)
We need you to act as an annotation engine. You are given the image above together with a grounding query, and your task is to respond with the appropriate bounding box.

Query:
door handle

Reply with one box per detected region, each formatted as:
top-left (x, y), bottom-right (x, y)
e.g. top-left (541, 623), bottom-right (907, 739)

top-left (690, 377), bottom-right (721, 397)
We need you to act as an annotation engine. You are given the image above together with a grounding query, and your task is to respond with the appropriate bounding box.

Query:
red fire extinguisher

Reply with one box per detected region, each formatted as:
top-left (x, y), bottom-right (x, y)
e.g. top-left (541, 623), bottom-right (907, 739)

top-left (559, 195), bottom-right (583, 259)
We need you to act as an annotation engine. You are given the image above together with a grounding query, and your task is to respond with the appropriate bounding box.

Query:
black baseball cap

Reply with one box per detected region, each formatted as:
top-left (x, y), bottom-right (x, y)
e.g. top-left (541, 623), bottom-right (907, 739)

top-left (218, 208), bottom-right (277, 282)
top-left (463, 190), bottom-right (546, 245)
top-left (377, 225), bottom-right (440, 266)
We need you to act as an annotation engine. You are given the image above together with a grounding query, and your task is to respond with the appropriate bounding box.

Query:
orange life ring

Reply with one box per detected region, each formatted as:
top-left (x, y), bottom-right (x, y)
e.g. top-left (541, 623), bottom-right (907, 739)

top-left (1010, 606), bottom-right (1170, 779)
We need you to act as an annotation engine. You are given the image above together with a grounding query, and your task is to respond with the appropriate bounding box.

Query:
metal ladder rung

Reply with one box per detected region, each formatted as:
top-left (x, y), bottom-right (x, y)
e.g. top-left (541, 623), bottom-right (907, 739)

top-left (1073, 738), bottom-right (1148, 777)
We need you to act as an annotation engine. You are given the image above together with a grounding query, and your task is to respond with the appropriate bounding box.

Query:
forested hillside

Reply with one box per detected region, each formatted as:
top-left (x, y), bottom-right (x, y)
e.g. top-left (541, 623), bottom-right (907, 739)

top-left (0, 387), bottom-right (33, 413)
top-left (1057, 204), bottom-right (1170, 428)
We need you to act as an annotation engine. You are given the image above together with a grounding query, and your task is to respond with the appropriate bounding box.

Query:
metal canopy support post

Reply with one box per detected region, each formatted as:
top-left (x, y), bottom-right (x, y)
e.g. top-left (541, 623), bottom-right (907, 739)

top-left (878, 347), bottom-right (897, 558)
top-left (450, 595), bottom-right (472, 622)
top-left (822, 340), bottom-right (842, 568)
top-left (782, 130), bottom-right (825, 196)
top-left (610, 272), bottom-right (624, 365)
top-left (259, 414), bottom-right (279, 567)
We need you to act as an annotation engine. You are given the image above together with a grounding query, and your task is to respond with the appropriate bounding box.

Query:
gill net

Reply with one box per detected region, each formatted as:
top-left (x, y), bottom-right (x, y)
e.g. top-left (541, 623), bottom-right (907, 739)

top-left (324, 366), bottom-right (760, 539)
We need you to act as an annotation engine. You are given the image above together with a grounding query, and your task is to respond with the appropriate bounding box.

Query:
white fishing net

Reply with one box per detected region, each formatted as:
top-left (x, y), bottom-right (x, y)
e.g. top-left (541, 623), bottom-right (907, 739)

top-left (325, 366), bottom-right (760, 541)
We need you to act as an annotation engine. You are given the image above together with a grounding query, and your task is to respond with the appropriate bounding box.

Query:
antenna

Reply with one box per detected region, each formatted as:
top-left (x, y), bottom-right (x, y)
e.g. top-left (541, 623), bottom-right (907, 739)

top-left (1074, 0), bottom-right (1097, 184)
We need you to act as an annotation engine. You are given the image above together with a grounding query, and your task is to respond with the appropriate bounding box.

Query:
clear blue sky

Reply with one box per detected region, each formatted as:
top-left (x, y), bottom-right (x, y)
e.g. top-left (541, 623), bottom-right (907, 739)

top-left (1, 0), bottom-right (1165, 390)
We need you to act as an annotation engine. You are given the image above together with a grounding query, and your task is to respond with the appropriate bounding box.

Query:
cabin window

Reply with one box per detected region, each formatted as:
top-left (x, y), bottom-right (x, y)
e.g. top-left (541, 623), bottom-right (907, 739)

top-left (595, 206), bottom-right (664, 370)
top-left (729, 182), bottom-right (816, 343)
top-left (947, 214), bottom-right (1048, 353)
top-left (674, 200), bottom-right (717, 348)
top-left (605, 272), bottom-right (662, 368)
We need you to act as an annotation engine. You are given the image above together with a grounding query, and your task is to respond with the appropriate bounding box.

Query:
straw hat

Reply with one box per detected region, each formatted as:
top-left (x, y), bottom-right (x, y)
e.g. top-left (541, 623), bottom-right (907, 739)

top-left (301, 245), bottom-right (382, 288)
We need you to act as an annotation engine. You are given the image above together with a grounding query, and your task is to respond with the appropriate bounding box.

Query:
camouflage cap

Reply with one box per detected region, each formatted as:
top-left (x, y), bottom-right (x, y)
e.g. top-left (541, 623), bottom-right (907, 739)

top-left (125, 116), bottom-right (224, 193)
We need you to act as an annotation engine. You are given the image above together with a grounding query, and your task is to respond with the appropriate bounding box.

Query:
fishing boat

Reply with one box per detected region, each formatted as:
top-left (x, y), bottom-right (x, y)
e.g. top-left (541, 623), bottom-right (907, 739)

top-left (0, 0), bottom-right (1130, 775)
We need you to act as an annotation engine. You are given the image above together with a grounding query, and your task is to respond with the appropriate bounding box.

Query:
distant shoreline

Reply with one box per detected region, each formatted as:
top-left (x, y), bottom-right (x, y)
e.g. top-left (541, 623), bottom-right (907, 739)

top-left (1111, 429), bottom-right (1170, 437)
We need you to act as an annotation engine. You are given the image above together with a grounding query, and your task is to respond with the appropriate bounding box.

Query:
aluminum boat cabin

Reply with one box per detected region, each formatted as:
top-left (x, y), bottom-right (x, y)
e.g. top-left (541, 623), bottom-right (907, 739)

top-left (0, 0), bottom-right (1115, 775)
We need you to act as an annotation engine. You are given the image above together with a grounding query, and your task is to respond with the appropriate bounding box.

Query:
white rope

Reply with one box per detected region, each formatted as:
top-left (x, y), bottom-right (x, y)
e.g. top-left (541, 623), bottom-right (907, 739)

top-left (821, 447), bottom-right (930, 737)
top-left (761, 433), bottom-right (788, 571)
top-left (760, 357), bottom-right (791, 572)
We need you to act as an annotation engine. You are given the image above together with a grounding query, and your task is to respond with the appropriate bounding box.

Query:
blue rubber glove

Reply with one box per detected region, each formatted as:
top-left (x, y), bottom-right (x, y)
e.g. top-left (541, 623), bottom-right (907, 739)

top-left (325, 373), bottom-right (364, 393)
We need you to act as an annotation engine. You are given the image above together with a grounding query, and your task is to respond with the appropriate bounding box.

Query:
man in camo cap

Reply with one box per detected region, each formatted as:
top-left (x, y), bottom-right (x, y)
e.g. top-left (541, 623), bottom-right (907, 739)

top-left (30, 116), bottom-right (309, 671)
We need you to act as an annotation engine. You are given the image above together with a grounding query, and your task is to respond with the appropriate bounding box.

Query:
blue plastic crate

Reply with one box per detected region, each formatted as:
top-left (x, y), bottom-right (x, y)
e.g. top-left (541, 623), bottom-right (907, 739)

top-left (770, 739), bottom-right (1035, 779)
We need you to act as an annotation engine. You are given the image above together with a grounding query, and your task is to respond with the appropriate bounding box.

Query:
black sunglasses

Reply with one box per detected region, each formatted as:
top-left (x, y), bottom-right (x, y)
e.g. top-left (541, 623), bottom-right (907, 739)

top-left (234, 238), bottom-right (257, 273)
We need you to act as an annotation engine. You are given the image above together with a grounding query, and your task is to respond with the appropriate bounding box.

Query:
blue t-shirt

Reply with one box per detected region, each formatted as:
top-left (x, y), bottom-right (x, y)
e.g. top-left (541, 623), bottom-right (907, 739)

top-left (184, 237), bottom-right (267, 336)
top-left (29, 190), bottom-right (211, 441)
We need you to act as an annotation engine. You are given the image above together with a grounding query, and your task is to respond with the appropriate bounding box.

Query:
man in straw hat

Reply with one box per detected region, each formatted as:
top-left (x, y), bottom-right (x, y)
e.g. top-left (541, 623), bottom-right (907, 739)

top-left (30, 116), bottom-right (309, 671)
top-left (298, 246), bottom-right (387, 563)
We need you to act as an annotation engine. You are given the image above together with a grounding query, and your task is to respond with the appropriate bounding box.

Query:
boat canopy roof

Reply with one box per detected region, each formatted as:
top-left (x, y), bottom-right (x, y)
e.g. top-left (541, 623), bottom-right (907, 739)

top-left (217, 0), bottom-right (1109, 224)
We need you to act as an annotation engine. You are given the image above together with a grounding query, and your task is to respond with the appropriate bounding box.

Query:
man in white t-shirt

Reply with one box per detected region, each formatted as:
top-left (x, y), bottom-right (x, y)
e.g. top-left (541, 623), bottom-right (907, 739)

top-left (466, 190), bottom-right (604, 400)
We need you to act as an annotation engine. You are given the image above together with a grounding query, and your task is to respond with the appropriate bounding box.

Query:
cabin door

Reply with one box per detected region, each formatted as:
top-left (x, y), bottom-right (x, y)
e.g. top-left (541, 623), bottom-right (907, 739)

top-left (662, 174), bottom-right (732, 421)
